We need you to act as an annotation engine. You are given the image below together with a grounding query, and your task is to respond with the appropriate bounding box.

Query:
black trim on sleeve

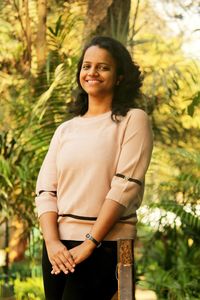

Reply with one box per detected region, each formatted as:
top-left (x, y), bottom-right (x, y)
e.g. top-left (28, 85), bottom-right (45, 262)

top-left (115, 173), bottom-right (142, 186)
top-left (37, 190), bottom-right (57, 196)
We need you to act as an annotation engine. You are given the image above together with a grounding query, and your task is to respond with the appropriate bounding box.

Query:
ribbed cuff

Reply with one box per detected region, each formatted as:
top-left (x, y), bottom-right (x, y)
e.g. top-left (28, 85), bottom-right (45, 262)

top-left (35, 195), bottom-right (58, 218)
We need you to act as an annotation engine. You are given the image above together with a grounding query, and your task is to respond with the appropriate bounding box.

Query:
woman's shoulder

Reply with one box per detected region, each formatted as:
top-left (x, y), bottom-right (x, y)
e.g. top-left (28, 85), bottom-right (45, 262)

top-left (126, 108), bottom-right (150, 123)
top-left (122, 109), bottom-right (153, 139)
top-left (52, 117), bottom-right (75, 137)
top-left (58, 117), bottom-right (74, 128)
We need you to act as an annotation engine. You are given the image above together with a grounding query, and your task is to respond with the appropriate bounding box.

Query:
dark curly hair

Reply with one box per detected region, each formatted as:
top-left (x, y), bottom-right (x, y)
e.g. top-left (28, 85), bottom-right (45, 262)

top-left (70, 36), bottom-right (143, 120)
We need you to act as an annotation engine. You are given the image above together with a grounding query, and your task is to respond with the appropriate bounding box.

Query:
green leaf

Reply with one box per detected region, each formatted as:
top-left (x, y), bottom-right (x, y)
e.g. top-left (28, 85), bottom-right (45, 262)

top-left (187, 91), bottom-right (200, 116)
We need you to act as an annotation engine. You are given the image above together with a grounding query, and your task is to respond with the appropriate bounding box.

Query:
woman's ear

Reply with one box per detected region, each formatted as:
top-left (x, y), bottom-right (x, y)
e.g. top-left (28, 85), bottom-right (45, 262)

top-left (116, 75), bottom-right (124, 85)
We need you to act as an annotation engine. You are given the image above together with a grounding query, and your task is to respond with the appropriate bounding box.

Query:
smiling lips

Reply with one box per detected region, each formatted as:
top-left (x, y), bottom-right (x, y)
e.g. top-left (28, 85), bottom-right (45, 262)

top-left (86, 79), bottom-right (102, 84)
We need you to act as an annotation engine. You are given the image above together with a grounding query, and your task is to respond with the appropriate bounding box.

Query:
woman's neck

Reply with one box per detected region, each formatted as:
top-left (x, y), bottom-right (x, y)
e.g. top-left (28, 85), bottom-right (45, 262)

top-left (84, 107), bottom-right (111, 117)
top-left (85, 96), bottom-right (112, 117)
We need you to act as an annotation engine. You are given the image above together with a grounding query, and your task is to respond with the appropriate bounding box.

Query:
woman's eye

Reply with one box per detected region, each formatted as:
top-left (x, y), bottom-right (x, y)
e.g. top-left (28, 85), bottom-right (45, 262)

top-left (82, 64), bottom-right (109, 71)
top-left (82, 65), bottom-right (90, 70)
top-left (98, 65), bottom-right (109, 71)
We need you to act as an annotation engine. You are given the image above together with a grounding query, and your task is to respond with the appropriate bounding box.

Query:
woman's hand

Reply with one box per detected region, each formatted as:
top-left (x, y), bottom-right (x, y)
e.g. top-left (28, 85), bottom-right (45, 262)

top-left (51, 240), bottom-right (95, 274)
top-left (69, 239), bottom-right (96, 265)
top-left (46, 240), bottom-right (76, 275)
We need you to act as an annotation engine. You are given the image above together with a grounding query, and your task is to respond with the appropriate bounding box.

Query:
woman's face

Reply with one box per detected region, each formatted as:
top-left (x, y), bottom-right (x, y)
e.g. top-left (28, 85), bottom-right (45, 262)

top-left (79, 46), bottom-right (117, 98)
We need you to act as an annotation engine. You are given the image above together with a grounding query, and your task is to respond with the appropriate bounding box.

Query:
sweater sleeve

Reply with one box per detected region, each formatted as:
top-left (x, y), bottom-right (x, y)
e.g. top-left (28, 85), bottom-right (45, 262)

top-left (35, 126), bottom-right (61, 217)
top-left (106, 109), bottom-right (153, 208)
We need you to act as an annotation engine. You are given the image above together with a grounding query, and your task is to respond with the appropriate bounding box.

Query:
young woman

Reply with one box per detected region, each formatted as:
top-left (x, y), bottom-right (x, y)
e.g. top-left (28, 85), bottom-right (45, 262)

top-left (35, 36), bottom-right (153, 300)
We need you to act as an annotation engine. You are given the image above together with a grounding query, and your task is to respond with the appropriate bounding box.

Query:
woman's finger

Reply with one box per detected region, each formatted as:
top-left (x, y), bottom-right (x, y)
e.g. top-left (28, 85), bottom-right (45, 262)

top-left (50, 262), bottom-right (61, 275)
top-left (58, 251), bottom-right (75, 273)
top-left (63, 248), bottom-right (76, 268)
top-left (51, 252), bottom-right (75, 274)
top-left (52, 256), bottom-right (71, 274)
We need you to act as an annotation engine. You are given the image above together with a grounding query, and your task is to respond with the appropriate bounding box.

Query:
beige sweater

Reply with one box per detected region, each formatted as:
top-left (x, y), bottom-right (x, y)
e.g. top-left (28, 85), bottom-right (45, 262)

top-left (35, 109), bottom-right (153, 241)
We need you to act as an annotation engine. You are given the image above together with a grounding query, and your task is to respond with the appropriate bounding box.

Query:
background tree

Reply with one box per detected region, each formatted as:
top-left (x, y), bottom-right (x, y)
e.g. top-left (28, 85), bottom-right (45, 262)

top-left (0, 0), bottom-right (199, 298)
top-left (36, 0), bottom-right (47, 71)
top-left (84, 0), bottom-right (131, 44)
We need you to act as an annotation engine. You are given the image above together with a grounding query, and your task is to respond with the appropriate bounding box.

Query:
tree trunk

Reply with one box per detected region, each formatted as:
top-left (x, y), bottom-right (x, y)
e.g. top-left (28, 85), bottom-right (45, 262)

top-left (36, 0), bottom-right (47, 71)
top-left (13, 0), bottom-right (32, 74)
top-left (24, 0), bottom-right (32, 72)
top-left (117, 239), bottom-right (135, 300)
top-left (84, 0), bottom-right (131, 45)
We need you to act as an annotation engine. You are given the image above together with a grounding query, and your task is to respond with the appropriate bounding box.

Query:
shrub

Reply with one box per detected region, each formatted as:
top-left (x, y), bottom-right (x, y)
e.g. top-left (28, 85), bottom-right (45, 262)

top-left (14, 277), bottom-right (44, 300)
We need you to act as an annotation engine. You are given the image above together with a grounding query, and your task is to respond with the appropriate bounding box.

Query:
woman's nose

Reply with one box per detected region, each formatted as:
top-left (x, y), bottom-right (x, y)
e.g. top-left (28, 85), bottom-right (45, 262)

top-left (88, 67), bottom-right (98, 76)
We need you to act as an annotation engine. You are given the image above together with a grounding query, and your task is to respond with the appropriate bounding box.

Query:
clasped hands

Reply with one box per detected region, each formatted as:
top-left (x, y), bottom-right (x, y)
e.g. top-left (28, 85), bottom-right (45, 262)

top-left (46, 239), bottom-right (96, 275)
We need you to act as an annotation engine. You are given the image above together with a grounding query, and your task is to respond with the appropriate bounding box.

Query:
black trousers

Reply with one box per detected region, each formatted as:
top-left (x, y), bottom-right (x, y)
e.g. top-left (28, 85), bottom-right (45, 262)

top-left (42, 240), bottom-right (118, 300)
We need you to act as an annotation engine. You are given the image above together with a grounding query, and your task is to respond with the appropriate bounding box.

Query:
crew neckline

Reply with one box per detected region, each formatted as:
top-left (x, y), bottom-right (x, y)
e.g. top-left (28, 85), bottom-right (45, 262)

top-left (75, 110), bottom-right (112, 122)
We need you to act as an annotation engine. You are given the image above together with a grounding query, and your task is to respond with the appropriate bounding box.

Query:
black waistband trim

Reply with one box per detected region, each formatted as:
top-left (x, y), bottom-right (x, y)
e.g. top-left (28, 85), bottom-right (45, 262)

top-left (58, 213), bottom-right (136, 221)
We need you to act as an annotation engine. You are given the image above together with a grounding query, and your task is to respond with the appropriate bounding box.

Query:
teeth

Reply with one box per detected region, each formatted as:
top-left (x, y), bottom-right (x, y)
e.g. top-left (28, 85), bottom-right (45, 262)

top-left (87, 80), bottom-right (101, 82)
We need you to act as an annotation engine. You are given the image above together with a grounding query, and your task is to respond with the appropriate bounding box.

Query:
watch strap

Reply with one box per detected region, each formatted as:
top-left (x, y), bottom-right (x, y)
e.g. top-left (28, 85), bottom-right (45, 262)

top-left (85, 233), bottom-right (102, 248)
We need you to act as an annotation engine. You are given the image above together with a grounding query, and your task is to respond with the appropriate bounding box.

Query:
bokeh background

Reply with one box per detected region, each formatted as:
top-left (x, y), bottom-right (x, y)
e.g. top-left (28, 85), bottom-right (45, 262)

top-left (0, 0), bottom-right (200, 299)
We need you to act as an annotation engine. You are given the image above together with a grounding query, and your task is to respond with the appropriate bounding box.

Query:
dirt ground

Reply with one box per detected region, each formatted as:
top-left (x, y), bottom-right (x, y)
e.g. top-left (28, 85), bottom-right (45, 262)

top-left (135, 287), bottom-right (157, 300)
top-left (111, 287), bottom-right (157, 300)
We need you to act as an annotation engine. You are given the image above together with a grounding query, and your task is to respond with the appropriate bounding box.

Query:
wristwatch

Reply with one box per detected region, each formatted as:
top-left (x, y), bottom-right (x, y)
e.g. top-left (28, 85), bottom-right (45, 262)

top-left (85, 233), bottom-right (102, 248)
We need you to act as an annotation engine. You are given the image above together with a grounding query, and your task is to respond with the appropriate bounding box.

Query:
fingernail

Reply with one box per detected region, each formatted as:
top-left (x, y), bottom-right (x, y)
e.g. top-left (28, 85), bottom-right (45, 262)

top-left (71, 268), bottom-right (75, 272)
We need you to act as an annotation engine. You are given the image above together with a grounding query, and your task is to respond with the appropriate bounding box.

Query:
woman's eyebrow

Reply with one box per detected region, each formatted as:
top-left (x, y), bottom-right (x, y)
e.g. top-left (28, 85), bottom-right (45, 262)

top-left (83, 61), bottom-right (110, 66)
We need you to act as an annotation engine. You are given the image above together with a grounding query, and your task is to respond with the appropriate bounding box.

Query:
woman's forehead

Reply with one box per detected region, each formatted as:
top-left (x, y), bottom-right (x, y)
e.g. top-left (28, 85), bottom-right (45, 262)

top-left (83, 46), bottom-right (115, 64)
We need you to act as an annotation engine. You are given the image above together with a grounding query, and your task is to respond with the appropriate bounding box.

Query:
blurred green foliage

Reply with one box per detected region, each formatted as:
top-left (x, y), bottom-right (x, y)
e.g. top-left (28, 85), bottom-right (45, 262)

top-left (14, 277), bottom-right (44, 300)
top-left (0, 0), bottom-right (199, 299)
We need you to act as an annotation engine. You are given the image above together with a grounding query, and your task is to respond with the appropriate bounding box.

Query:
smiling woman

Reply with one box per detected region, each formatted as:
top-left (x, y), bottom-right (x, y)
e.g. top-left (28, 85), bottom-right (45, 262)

top-left (35, 36), bottom-right (153, 300)
top-left (72, 36), bottom-right (143, 119)
top-left (79, 46), bottom-right (117, 106)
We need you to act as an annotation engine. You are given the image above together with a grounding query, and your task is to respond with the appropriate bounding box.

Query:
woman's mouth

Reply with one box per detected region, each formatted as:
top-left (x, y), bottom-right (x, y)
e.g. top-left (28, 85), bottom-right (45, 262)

top-left (85, 79), bottom-right (103, 85)
top-left (86, 79), bottom-right (102, 83)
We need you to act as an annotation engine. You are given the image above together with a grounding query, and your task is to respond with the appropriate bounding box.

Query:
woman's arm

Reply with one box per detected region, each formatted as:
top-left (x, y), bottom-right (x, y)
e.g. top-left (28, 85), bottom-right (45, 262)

top-left (68, 199), bottom-right (125, 265)
top-left (36, 126), bottom-right (76, 274)
top-left (51, 200), bottom-right (125, 273)
top-left (89, 199), bottom-right (125, 243)
top-left (40, 212), bottom-right (76, 274)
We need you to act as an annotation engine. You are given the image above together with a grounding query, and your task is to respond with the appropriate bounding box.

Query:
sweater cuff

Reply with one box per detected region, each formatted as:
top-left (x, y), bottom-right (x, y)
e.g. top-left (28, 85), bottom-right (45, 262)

top-left (106, 176), bottom-right (142, 208)
top-left (35, 195), bottom-right (58, 218)
top-left (106, 186), bottom-right (129, 207)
